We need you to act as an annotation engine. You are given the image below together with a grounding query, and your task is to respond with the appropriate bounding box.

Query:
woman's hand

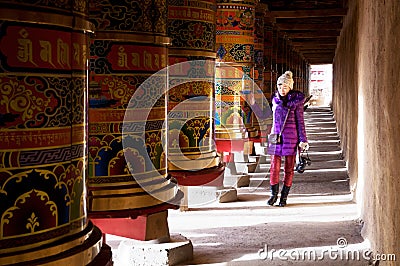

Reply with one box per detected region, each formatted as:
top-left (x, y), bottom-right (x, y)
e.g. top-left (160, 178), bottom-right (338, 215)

top-left (299, 142), bottom-right (309, 151)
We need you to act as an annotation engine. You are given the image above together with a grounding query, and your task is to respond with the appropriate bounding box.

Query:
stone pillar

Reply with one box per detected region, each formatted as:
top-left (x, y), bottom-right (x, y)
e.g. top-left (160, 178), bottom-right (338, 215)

top-left (167, 0), bottom-right (224, 186)
top-left (88, 0), bottom-right (180, 241)
top-left (0, 1), bottom-right (111, 265)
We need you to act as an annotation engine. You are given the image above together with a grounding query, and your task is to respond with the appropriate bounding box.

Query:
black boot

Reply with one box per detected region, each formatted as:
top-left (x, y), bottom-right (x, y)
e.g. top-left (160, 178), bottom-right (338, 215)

top-left (267, 184), bottom-right (279, 206)
top-left (278, 185), bottom-right (291, 207)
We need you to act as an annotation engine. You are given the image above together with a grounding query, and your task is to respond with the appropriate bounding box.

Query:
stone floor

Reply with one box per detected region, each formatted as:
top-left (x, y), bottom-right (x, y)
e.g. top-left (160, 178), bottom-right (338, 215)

top-left (168, 106), bottom-right (372, 266)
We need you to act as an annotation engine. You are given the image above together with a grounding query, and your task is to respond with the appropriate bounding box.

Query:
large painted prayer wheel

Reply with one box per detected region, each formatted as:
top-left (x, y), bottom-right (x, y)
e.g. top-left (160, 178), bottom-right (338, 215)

top-left (277, 34), bottom-right (288, 76)
top-left (263, 16), bottom-right (274, 99)
top-left (88, 1), bottom-right (178, 216)
top-left (167, 0), bottom-right (224, 186)
top-left (215, 0), bottom-right (258, 140)
top-left (251, 3), bottom-right (267, 135)
top-left (293, 52), bottom-right (301, 91)
top-left (271, 27), bottom-right (279, 92)
top-left (0, 1), bottom-right (111, 265)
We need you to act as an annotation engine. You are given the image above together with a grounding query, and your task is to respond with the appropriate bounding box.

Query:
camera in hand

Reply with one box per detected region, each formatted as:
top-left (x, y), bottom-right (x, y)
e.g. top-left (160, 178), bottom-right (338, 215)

top-left (296, 153), bottom-right (311, 173)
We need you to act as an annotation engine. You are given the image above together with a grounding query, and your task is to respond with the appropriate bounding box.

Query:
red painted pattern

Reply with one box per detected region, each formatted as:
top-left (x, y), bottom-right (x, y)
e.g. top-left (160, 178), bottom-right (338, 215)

top-left (0, 25), bottom-right (87, 70)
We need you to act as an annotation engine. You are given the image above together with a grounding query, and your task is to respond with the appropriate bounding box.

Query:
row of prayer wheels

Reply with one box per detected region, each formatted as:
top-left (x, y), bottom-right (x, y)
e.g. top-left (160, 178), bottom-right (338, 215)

top-left (0, 0), bottom-right (310, 264)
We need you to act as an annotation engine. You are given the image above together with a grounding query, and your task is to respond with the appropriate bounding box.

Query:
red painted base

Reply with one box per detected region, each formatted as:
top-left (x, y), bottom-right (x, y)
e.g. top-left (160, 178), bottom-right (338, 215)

top-left (215, 139), bottom-right (246, 153)
top-left (169, 163), bottom-right (225, 186)
top-left (88, 192), bottom-right (184, 241)
top-left (217, 138), bottom-right (259, 162)
top-left (91, 210), bottom-right (170, 241)
top-left (88, 190), bottom-right (183, 219)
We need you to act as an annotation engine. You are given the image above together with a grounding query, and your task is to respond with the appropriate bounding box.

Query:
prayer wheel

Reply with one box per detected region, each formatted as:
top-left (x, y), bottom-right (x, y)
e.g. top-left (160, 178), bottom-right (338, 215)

top-left (215, 0), bottom-right (258, 140)
top-left (88, 0), bottom-right (179, 221)
top-left (263, 16), bottom-right (274, 99)
top-left (293, 52), bottom-right (301, 91)
top-left (271, 27), bottom-right (279, 92)
top-left (0, 1), bottom-right (111, 265)
top-left (167, 0), bottom-right (224, 186)
top-left (251, 3), bottom-right (267, 135)
top-left (277, 34), bottom-right (288, 76)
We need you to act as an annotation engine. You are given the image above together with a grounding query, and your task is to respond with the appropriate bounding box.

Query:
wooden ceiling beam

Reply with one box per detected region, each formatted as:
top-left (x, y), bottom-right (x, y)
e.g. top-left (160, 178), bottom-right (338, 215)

top-left (292, 42), bottom-right (336, 49)
top-left (297, 45), bottom-right (337, 50)
top-left (308, 57), bottom-right (334, 60)
top-left (296, 46), bottom-right (337, 52)
top-left (286, 30), bottom-right (341, 38)
top-left (308, 61), bottom-right (333, 65)
top-left (270, 8), bottom-right (348, 18)
top-left (301, 51), bottom-right (336, 56)
top-left (301, 54), bottom-right (335, 57)
top-left (301, 52), bottom-right (335, 56)
top-left (276, 22), bottom-right (342, 30)
top-left (301, 51), bottom-right (335, 55)
top-left (303, 55), bottom-right (335, 59)
top-left (291, 37), bottom-right (337, 42)
top-left (306, 55), bottom-right (335, 59)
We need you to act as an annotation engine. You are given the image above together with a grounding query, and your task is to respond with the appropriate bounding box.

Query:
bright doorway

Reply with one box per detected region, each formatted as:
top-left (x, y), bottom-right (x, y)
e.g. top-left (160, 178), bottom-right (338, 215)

top-left (309, 64), bottom-right (333, 106)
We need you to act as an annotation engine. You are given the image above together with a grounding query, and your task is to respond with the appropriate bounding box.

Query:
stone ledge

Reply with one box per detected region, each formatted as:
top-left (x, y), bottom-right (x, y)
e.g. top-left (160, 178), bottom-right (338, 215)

top-left (216, 187), bottom-right (238, 203)
top-left (111, 234), bottom-right (193, 266)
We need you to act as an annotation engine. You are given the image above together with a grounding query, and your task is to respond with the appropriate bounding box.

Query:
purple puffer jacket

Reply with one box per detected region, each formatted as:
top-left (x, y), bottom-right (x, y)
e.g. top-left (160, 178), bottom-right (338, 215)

top-left (268, 90), bottom-right (307, 156)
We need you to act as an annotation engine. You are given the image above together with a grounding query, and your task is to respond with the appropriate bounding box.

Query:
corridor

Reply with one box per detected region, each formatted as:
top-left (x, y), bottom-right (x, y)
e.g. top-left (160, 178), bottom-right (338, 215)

top-left (1, 1), bottom-right (399, 264)
top-left (167, 106), bottom-right (370, 265)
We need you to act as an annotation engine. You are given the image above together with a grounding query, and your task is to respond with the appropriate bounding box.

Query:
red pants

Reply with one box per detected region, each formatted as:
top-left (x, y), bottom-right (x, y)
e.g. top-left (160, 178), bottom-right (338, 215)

top-left (269, 155), bottom-right (296, 186)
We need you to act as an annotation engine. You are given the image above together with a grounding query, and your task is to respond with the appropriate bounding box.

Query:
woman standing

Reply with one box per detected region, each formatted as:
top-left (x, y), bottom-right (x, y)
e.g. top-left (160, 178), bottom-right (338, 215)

top-left (267, 71), bottom-right (308, 206)
top-left (248, 71), bottom-right (309, 207)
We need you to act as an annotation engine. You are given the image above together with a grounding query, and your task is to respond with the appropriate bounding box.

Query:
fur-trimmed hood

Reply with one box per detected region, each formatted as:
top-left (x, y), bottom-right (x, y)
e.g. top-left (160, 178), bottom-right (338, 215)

top-left (272, 90), bottom-right (305, 109)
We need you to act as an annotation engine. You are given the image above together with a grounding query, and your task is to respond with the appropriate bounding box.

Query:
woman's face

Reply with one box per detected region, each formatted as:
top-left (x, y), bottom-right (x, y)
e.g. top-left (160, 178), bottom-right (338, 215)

top-left (278, 83), bottom-right (291, 97)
